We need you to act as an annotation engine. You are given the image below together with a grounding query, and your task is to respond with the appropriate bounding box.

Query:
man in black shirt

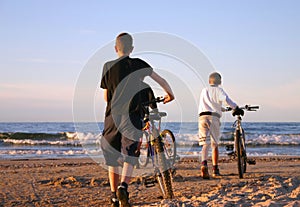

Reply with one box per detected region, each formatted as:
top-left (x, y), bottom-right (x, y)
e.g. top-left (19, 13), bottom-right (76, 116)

top-left (100, 33), bottom-right (174, 206)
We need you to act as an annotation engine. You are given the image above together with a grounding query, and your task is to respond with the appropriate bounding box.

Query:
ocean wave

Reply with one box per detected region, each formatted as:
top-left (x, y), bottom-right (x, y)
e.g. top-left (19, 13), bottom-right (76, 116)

top-left (0, 132), bottom-right (103, 146)
top-left (0, 132), bottom-right (68, 140)
top-left (175, 133), bottom-right (300, 146)
top-left (1, 138), bottom-right (82, 146)
top-left (0, 149), bottom-right (89, 157)
top-left (0, 132), bottom-right (79, 146)
top-left (1, 131), bottom-right (300, 147)
top-left (246, 134), bottom-right (300, 146)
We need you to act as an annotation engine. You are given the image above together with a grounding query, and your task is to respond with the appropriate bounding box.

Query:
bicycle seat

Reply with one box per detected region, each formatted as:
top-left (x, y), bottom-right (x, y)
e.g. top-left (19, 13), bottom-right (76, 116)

top-left (149, 112), bottom-right (167, 120)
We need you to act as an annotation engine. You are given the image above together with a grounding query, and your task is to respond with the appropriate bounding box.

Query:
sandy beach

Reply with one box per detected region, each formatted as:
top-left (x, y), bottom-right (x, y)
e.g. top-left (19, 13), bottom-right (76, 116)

top-left (0, 156), bottom-right (300, 207)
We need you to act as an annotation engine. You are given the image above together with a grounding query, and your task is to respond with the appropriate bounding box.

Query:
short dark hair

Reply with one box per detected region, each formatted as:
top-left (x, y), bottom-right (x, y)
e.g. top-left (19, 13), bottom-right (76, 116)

top-left (116, 33), bottom-right (133, 53)
top-left (209, 72), bottom-right (222, 85)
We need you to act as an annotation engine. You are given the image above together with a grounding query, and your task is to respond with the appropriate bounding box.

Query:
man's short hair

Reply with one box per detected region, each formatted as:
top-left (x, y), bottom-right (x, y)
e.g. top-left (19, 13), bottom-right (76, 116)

top-left (209, 72), bottom-right (222, 85)
top-left (116, 33), bottom-right (133, 53)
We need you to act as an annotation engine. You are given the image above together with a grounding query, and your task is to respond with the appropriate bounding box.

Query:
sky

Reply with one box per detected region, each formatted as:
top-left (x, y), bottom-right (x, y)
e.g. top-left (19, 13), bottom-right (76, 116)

top-left (0, 0), bottom-right (300, 122)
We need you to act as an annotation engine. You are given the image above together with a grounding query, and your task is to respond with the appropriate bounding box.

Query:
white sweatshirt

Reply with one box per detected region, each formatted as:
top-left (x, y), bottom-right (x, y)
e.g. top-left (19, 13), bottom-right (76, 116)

top-left (198, 85), bottom-right (237, 117)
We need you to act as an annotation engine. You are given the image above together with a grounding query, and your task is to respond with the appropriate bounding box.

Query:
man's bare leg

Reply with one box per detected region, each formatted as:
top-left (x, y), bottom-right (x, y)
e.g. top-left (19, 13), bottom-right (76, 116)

top-left (212, 146), bottom-right (219, 166)
top-left (121, 162), bottom-right (134, 184)
top-left (108, 166), bottom-right (119, 192)
top-left (116, 162), bottom-right (134, 206)
top-left (212, 145), bottom-right (221, 176)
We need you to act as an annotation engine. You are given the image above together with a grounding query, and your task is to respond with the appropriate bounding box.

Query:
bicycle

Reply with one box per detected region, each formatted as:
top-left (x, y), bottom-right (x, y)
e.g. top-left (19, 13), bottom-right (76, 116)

top-left (225, 105), bottom-right (259, 178)
top-left (137, 97), bottom-right (176, 199)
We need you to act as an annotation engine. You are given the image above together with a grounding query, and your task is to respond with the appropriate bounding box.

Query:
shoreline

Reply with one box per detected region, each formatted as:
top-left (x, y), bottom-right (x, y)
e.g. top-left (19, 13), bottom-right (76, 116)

top-left (1, 154), bottom-right (300, 162)
top-left (1, 156), bottom-right (300, 206)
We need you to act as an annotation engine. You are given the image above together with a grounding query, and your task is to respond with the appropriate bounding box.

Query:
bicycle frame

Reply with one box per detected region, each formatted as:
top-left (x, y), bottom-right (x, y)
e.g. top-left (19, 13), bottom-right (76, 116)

top-left (144, 114), bottom-right (164, 168)
top-left (139, 97), bottom-right (175, 198)
top-left (226, 105), bottom-right (259, 178)
top-left (233, 115), bottom-right (245, 154)
top-left (234, 116), bottom-right (242, 132)
top-left (234, 115), bottom-right (247, 177)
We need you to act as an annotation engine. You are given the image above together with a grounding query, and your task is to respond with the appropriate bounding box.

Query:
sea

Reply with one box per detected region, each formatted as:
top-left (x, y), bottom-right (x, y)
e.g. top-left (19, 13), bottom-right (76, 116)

top-left (0, 122), bottom-right (300, 160)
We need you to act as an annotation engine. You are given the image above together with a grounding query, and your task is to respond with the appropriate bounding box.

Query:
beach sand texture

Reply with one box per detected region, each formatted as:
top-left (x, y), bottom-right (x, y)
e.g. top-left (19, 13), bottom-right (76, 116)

top-left (0, 157), bottom-right (299, 207)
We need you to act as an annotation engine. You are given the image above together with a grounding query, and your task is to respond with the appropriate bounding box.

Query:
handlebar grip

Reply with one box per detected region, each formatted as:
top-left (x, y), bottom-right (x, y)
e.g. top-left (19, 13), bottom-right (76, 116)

top-left (245, 105), bottom-right (259, 111)
top-left (156, 96), bottom-right (165, 103)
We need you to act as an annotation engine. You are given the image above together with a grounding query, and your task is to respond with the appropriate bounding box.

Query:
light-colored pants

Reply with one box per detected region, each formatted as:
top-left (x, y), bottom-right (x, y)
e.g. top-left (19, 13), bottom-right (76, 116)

top-left (198, 115), bottom-right (221, 146)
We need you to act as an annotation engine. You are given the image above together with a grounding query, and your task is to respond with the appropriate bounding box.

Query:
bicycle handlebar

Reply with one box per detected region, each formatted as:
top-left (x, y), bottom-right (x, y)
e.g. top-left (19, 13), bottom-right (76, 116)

top-left (226, 105), bottom-right (259, 112)
top-left (142, 96), bottom-right (165, 106)
top-left (245, 105), bottom-right (259, 111)
top-left (142, 97), bottom-right (166, 123)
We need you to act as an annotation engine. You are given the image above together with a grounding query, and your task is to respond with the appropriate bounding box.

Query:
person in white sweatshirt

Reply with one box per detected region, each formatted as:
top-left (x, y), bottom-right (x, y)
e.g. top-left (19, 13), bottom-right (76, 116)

top-left (198, 72), bottom-right (243, 179)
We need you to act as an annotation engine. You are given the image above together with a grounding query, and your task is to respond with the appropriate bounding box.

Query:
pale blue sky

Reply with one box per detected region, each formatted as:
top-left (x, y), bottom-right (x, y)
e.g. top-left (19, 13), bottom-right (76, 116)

top-left (0, 0), bottom-right (299, 122)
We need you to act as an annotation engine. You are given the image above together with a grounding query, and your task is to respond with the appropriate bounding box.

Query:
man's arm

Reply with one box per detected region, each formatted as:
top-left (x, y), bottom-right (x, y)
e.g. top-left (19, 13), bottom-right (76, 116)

top-left (150, 71), bottom-right (175, 103)
top-left (100, 62), bottom-right (108, 103)
top-left (220, 88), bottom-right (237, 109)
top-left (103, 89), bottom-right (108, 102)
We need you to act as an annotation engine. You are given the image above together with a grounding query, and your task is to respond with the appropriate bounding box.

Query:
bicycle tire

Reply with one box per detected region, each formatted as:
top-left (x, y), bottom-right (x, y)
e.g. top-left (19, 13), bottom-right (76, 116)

top-left (235, 130), bottom-right (244, 178)
top-left (154, 135), bottom-right (174, 199)
top-left (241, 129), bottom-right (247, 173)
top-left (138, 132), bottom-right (150, 167)
top-left (160, 129), bottom-right (176, 167)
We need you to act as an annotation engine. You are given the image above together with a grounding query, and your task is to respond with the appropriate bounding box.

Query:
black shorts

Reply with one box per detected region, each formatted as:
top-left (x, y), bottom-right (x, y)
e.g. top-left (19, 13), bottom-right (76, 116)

top-left (101, 113), bottom-right (143, 166)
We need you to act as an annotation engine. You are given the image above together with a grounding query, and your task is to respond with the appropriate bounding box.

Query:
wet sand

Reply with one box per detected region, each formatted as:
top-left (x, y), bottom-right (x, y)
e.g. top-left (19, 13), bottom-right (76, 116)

top-left (0, 156), bottom-right (300, 206)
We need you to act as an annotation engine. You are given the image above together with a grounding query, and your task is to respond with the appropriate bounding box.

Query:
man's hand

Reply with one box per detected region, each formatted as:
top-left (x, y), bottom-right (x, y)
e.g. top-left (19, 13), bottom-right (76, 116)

top-left (163, 94), bottom-right (174, 104)
top-left (232, 107), bottom-right (244, 116)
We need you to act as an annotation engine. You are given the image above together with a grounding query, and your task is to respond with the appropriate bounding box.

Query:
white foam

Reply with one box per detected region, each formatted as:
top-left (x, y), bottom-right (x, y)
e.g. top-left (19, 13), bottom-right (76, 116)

top-left (174, 133), bottom-right (300, 146)
top-left (3, 139), bottom-right (82, 146)
top-left (0, 149), bottom-right (88, 157)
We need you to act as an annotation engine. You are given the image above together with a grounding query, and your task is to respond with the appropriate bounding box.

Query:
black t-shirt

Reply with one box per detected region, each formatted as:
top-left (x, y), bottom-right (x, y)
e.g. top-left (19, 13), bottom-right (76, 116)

top-left (100, 56), bottom-right (153, 116)
top-left (130, 81), bottom-right (157, 118)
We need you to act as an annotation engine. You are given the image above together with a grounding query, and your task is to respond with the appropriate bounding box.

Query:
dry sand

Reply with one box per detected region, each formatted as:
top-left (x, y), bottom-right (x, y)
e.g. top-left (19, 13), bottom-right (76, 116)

top-left (0, 156), bottom-right (300, 207)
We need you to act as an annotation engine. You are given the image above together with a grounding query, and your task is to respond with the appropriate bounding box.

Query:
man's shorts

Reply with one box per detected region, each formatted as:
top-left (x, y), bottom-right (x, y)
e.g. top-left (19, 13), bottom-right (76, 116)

top-left (101, 113), bottom-right (143, 166)
top-left (198, 115), bottom-right (221, 146)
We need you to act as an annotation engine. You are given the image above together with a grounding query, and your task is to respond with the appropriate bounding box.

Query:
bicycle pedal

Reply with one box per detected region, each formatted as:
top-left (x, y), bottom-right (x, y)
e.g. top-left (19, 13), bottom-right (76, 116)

top-left (143, 176), bottom-right (156, 188)
top-left (247, 159), bottom-right (256, 165)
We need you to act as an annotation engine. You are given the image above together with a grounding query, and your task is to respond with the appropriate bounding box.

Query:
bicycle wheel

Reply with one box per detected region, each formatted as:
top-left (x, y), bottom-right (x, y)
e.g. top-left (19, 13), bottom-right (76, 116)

top-left (235, 129), bottom-right (244, 178)
top-left (161, 129), bottom-right (176, 167)
top-left (138, 132), bottom-right (150, 167)
top-left (241, 129), bottom-right (247, 173)
top-left (154, 135), bottom-right (174, 199)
